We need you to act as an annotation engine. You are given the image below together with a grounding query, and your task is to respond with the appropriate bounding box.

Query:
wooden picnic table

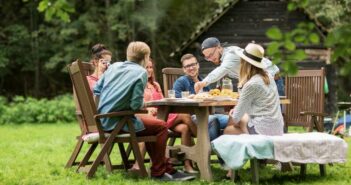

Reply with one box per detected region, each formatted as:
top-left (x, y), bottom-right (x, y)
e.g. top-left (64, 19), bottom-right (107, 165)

top-left (145, 98), bottom-right (290, 181)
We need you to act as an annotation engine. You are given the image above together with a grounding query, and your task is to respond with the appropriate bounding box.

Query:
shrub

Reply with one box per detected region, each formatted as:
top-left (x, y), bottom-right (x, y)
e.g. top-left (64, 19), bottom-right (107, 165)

top-left (0, 94), bottom-right (76, 124)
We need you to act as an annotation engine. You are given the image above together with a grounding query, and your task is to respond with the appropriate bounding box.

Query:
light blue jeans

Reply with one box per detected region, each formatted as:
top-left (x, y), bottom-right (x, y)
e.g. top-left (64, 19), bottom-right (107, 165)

top-left (191, 115), bottom-right (220, 141)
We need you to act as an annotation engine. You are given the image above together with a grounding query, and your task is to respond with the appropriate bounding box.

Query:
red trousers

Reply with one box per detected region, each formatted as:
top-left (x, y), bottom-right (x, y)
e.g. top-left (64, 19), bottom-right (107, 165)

top-left (136, 115), bottom-right (175, 177)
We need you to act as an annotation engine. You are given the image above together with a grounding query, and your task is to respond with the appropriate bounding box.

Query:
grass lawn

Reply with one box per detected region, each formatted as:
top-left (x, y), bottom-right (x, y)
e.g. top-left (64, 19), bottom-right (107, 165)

top-left (0, 123), bottom-right (350, 185)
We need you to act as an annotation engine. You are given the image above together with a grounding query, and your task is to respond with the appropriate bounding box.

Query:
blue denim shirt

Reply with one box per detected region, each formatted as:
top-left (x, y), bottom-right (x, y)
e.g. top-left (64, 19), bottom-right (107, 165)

top-left (94, 61), bottom-right (147, 132)
top-left (173, 75), bottom-right (210, 98)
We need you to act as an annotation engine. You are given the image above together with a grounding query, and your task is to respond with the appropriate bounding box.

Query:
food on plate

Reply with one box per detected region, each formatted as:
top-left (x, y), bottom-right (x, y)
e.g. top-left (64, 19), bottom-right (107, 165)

top-left (209, 89), bottom-right (221, 96)
top-left (209, 88), bottom-right (239, 99)
top-left (193, 92), bottom-right (213, 100)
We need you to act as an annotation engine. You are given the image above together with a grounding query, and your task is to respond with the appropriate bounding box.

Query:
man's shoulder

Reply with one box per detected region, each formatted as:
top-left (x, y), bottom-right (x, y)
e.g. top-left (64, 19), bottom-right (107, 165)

top-left (175, 75), bottom-right (189, 82)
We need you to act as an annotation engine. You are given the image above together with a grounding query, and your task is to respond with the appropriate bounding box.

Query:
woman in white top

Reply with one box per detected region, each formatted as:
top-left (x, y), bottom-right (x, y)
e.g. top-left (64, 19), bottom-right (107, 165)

top-left (224, 43), bottom-right (284, 136)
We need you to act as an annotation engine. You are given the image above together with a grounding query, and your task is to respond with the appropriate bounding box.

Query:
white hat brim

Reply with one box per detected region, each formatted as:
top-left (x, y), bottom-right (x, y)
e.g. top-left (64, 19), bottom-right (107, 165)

top-left (235, 48), bottom-right (265, 69)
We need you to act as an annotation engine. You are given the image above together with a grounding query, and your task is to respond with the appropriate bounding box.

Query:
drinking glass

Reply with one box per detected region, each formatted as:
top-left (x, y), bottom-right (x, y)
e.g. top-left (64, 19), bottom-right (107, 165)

top-left (168, 90), bottom-right (176, 98)
top-left (181, 91), bottom-right (190, 98)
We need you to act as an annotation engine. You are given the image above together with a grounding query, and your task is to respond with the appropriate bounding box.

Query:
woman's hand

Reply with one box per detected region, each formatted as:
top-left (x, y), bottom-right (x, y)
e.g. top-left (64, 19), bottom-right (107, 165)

top-left (147, 107), bottom-right (158, 116)
top-left (229, 108), bottom-right (235, 116)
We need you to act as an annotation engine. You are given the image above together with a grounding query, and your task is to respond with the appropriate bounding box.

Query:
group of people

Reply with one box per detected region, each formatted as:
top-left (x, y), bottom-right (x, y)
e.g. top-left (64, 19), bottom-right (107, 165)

top-left (84, 37), bottom-right (284, 181)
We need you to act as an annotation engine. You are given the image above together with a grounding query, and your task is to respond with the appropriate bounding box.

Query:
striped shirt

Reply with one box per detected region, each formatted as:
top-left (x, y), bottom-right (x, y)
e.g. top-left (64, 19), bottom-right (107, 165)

top-left (231, 74), bottom-right (284, 136)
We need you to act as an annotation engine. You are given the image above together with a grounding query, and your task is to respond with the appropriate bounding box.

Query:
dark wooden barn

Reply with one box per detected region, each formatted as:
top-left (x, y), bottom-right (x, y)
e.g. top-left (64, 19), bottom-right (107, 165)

top-left (167, 0), bottom-right (336, 114)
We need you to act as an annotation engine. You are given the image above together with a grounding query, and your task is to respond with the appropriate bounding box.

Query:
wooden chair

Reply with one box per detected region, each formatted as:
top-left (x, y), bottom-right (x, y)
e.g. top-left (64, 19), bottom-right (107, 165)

top-left (162, 68), bottom-right (185, 98)
top-left (284, 68), bottom-right (326, 132)
top-left (67, 60), bottom-right (157, 178)
top-left (65, 62), bottom-right (95, 168)
top-left (284, 67), bottom-right (327, 177)
top-left (162, 68), bottom-right (185, 146)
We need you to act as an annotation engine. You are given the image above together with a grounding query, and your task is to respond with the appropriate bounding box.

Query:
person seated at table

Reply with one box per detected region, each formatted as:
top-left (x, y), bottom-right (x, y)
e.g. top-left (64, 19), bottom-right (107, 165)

top-left (223, 43), bottom-right (284, 179)
top-left (131, 59), bottom-right (198, 174)
top-left (86, 43), bottom-right (111, 91)
top-left (224, 43), bottom-right (284, 136)
top-left (93, 41), bottom-right (195, 181)
top-left (173, 53), bottom-right (229, 139)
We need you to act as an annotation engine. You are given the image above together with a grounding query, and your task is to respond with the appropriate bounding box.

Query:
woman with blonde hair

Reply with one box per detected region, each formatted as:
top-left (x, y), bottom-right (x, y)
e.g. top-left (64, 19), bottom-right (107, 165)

top-left (222, 43), bottom-right (284, 179)
top-left (224, 43), bottom-right (284, 136)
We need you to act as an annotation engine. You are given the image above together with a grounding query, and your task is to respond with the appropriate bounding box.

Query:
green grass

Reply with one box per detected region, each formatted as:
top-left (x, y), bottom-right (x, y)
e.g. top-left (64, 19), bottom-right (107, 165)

top-left (0, 124), bottom-right (350, 185)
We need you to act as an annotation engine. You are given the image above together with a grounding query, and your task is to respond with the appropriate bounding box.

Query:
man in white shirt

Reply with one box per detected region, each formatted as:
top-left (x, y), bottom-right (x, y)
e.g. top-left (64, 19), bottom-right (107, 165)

top-left (194, 37), bottom-right (284, 95)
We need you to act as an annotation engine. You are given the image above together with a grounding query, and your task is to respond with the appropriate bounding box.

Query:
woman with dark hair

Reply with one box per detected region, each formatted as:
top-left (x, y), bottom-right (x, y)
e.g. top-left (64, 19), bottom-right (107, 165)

top-left (87, 43), bottom-right (112, 91)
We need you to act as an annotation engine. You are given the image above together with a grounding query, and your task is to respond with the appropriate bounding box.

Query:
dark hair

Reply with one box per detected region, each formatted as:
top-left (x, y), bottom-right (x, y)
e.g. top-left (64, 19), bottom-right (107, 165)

top-left (91, 43), bottom-right (112, 60)
top-left (180, 53), bottom-right (195, 65)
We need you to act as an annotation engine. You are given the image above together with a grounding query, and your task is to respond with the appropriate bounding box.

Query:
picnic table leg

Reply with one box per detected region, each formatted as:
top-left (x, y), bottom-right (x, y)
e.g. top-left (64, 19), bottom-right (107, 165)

top-left (186, 107), bottom-right (212, 181)
top-left (156, 106), bottom-right (169, 121)
top-left (250, 158), bottom-right (259, 184)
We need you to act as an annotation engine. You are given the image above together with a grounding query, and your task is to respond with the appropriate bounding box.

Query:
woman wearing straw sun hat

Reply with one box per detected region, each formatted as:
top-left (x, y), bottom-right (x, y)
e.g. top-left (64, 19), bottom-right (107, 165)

top-left (223, 43), bottom-right (284, 136)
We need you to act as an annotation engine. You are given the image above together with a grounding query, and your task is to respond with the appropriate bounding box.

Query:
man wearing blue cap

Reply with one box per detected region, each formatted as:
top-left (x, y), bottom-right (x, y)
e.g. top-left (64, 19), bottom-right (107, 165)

top-left (194, 37), bottom-right (284, 95)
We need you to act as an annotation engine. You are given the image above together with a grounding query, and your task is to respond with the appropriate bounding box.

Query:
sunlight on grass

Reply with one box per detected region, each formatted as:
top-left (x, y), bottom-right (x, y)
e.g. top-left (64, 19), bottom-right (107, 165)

top-left (0, 124), bottom-right (350, 184)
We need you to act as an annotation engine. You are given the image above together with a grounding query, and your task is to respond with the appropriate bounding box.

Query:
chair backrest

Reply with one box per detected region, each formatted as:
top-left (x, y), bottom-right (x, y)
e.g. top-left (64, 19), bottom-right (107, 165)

top-left (284, 68), bottom-right (325, 128)
top-left (68, 60), bottom-right (101, 134)
top-left (73, 62), bottom-right (95, 134)
top-left (162, 68), bottom-right (184, 97)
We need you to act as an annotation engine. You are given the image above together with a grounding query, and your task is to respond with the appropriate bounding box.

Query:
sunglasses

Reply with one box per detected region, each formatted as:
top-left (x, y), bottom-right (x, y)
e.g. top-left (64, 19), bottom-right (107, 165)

top-left (183, 62), bottom-right (198, 69)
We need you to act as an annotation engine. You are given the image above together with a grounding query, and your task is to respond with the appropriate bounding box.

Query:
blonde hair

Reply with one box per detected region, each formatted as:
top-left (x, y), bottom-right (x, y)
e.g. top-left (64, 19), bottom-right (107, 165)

top-left (238, 59), bottom-right (270, 88)
top-left (126, 41), bottom-right (150, 66)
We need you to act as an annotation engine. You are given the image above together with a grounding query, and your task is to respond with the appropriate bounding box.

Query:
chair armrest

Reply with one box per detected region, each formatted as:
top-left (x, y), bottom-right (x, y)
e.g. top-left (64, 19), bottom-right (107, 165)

top-left (94, 110), bottom-right (148, 119)
top-left (300, 111), bottom-right (327, 117)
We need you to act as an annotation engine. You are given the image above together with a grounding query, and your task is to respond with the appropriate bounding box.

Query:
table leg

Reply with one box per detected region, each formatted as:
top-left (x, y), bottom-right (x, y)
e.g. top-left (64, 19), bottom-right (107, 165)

top-left (156, 106), bottom-right (169, 121)
top-left (186, 107), bottom-right (212, 181)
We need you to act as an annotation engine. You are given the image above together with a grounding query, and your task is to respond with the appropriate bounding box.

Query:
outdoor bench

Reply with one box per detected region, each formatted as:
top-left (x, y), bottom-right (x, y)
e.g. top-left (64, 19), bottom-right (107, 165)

top-left (212, 132), bottom-right (348, 184)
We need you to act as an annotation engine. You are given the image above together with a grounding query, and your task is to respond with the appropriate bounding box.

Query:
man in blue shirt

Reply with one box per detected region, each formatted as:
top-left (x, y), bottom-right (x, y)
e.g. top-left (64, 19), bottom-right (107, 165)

top-left (94, 41), bottom-right (195, 181)
top-left (173, 53), bottom-right (229, 140)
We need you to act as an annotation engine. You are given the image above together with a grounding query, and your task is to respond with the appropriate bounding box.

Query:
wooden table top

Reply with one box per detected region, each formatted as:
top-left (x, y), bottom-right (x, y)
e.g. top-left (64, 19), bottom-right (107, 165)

top-left (145, 98), bottom-right (290, 107)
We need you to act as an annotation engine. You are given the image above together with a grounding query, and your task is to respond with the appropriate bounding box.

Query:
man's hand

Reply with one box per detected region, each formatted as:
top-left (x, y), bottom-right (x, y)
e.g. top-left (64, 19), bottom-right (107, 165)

top-left (194, 81), bottom-right (207, 93)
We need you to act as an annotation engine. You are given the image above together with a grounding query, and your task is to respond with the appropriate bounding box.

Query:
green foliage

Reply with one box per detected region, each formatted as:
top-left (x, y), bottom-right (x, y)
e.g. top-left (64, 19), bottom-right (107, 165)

top-left (0, 94), bottom-right (75, 124)
top-left (37, 0), bottom-right (74, 23)
top-left (326, 24), bottom-right (351, 76)
top-left (266, 22), bottom-right (318, 74)
top-left (286, 0), bottom-right (351, 92)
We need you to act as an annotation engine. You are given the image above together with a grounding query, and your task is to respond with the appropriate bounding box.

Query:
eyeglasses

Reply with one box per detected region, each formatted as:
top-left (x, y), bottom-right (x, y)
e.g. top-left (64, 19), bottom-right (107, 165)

top-left (204, 47), bottom-right (217, 60)
top-left (183, 62), bottom-right (198, 69)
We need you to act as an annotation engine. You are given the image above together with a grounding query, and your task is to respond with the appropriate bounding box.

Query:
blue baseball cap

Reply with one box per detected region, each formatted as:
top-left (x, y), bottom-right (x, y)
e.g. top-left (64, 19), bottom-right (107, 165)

top-left (201, 37), bottom-right (220, 51)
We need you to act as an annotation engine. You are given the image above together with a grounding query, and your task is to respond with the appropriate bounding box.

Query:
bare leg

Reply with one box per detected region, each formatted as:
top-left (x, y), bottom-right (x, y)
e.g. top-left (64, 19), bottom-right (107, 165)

top-left (130, 142), bottom-right (146, 170)
top-left (223, 114), bottom-right (250, 177)
top-left (172, 123), bottom-right (195, 172)
top-left (175, 114), bottom-right (197, 137)
top-left (224, 114), bottom-right (249, 135)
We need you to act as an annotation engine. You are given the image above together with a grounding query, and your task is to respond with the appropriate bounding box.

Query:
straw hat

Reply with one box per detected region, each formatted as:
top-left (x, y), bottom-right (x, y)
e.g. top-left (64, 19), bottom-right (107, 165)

top-left (235, 43), bottom-right (265, 69)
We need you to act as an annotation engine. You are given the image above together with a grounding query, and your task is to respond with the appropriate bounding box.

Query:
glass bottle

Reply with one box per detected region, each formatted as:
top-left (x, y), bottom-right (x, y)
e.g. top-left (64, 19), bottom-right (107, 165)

top-left (222, 78), bottom-right (233, 94)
